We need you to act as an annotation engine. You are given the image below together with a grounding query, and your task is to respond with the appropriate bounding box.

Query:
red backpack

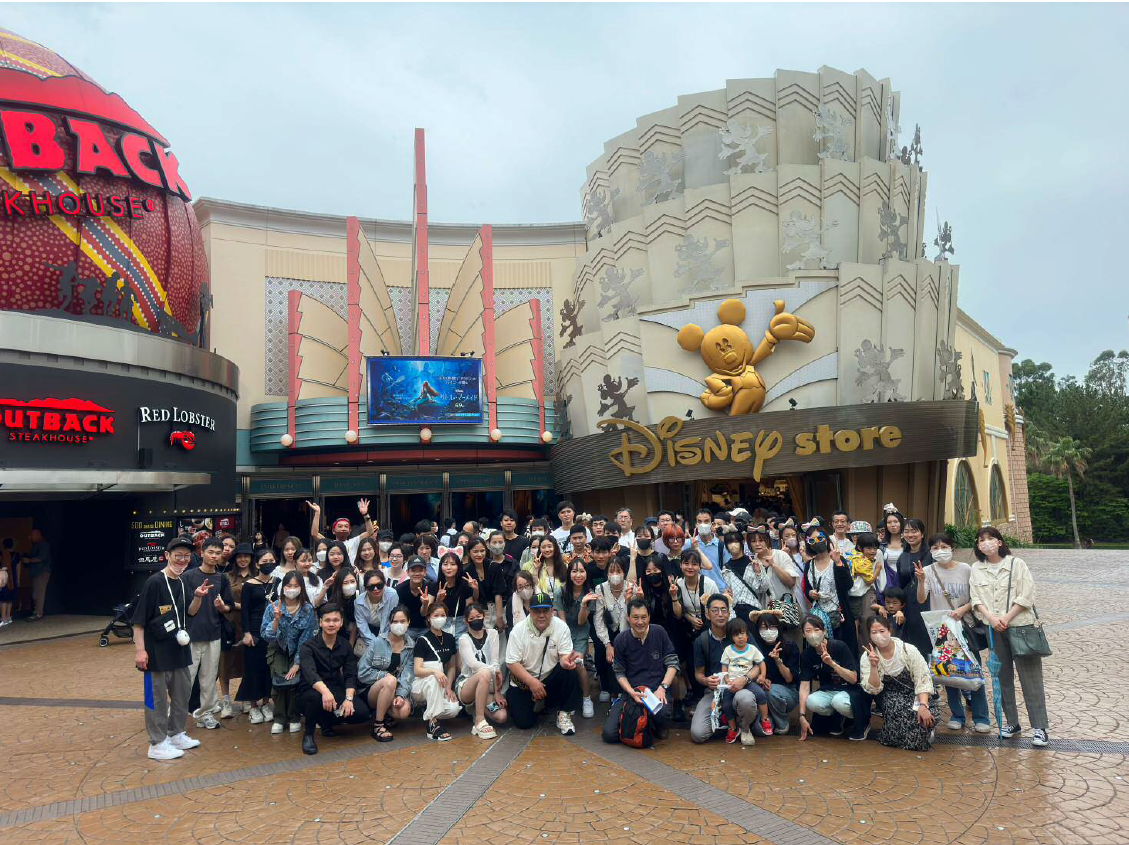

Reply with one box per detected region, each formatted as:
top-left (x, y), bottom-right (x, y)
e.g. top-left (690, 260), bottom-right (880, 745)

top-left (618, 686), bottom-right (655, 748)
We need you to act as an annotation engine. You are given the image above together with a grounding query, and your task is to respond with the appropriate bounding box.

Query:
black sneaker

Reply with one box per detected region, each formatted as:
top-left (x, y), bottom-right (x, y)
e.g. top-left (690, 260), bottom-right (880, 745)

top-left (1032, 729), bottom-right (1049, 747)
top-left (848, 724), bottom-right (871, 742)
top-left (999, 724), bottom-right (1022, 739)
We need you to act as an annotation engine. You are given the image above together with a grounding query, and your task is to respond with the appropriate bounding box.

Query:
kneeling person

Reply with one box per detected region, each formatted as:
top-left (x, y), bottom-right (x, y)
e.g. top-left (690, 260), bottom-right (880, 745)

top-left (602, 598), bottom-right (679, 744)
top-left (505, 591), bottom-right (582, 735)
top-left (298, 603), bottom-right (373, 754)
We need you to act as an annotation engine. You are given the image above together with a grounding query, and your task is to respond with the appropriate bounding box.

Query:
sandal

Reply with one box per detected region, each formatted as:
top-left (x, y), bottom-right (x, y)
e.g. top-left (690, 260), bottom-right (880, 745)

top-left (372, 722), bottom-right (394, 742)
top-left (471, 720), bottom-right (497, 739)
top-left (427, 721), bottom-right (452, 742)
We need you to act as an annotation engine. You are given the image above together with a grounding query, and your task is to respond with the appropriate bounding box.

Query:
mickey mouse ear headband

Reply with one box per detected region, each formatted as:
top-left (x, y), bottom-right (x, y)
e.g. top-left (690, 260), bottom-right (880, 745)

top-left (779, 518), bottom-right (796, 529)
top-left (882, 503), bottom-right (900, 515)
top-left (801, 518), bottom-right (821, 531)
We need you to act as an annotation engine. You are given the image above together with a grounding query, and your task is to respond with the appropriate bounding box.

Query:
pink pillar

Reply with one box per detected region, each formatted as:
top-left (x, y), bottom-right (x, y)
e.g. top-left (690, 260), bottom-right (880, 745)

top-left (286, 290), bottom-right (302, 447)
top-left (346, 216), bottom-right (362, 434)
top-left (479, 225), bottom-right (497, 431)
top-left (414, 128), bottom-right (430, 355)
top-left (529, 299), bottom-right (546, 435)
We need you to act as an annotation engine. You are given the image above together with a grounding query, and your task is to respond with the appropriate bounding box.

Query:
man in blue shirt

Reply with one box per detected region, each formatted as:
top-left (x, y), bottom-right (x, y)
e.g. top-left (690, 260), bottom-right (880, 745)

top-left (691, 509), bottom-right (725, 589)
top-left (601, 598), bottom-right (679, 744)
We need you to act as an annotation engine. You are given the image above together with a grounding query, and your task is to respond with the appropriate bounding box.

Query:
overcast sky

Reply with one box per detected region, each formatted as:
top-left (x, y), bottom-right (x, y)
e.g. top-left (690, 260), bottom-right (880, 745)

top-left (8, 3), bottom-right (1127, 378)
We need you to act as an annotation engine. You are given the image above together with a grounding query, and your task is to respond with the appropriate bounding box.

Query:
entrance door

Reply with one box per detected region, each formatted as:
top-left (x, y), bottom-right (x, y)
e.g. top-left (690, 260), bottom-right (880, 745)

top-left (449, 491), bottom-right (503, 533)
top-left (257, 498), bottom-right (313, 553)
top-left (388, 493), bottom-right (441, 538)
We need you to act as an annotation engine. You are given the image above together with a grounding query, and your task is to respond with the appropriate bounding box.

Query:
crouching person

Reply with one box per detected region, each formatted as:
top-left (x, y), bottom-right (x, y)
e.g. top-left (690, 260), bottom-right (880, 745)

top-left (602, 598), bottom-right (679, 745)
top-left (298, 603), bottom-right (372, 754)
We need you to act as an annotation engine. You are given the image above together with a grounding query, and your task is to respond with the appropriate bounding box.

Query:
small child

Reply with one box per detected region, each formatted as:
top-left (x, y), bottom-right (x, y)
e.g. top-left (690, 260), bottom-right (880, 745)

top-left (847, 530), bottom-right (880, 634)
top-left (873, 586), bottom-right (907, 638)
top-left (717, 618), bottom-right (773, 745)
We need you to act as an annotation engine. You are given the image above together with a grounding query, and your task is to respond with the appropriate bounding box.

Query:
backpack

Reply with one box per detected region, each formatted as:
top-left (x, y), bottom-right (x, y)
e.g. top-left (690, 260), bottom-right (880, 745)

top-left (618, 686), bottom-right (654, 748)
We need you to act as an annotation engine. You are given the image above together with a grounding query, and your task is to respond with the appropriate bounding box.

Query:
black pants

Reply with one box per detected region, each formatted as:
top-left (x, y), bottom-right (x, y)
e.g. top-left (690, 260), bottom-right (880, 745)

top-left (601, 694), bottom-right (667, 743)
top-left (508, 665), bottom-right (581, 729)
top-left (593, 636), bottom-right (619, 694)
top-left (299, 686), bottom-right (372, 736)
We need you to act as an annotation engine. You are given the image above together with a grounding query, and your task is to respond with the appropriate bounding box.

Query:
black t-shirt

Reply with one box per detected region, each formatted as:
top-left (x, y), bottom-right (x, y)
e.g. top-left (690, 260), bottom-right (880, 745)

top-left (416, 629), bottom-right (457, 667)
top-left (799, 638), bottom-right (858, 690)
top-left (132, 571), bottom-right (192, 671)
top-left (466, 559), bottom-right (506, 605)
top-left (180, 567), bottom-right (234, 642)
top-left (585, 558), bottom-right (611, 589)
top-left (396, 579), bottom-right (436, 629)
top-left (753, 634), bottom-right (800, 688)
top-left (436, 577), bottom-right (475, 618)
top-left (503, 535), bottom-right (529, 563)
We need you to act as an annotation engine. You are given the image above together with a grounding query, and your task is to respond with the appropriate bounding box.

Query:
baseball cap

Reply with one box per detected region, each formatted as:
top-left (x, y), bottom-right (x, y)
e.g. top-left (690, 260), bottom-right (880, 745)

top-left (167, 536), bottom-right (194, 553)
top-left (406, 555), bottom-right (428, 570)
top-left (848, 520), bottom-right (872, 535)
top-left (530, 591), bottom-right (554, 610)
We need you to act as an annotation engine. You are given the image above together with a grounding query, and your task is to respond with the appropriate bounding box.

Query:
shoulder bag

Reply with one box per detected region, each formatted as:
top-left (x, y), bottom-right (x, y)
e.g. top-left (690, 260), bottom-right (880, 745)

top-left (929, 565), bottom-right (987, 652)
top-left (1004, 558), bottom-right (1051, 657)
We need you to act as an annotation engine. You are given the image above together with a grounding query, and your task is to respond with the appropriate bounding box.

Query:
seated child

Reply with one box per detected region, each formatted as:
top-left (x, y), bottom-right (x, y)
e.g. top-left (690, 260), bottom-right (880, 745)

top-left (717, 618), bottom-right (772, 745)
top-left (872, 586), bottom-right (907, 638)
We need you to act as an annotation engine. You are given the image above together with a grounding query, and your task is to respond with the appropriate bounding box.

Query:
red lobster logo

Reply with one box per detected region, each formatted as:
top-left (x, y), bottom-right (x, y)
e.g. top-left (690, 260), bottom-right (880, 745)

top-left (169, 430), bottom-right (196, 451)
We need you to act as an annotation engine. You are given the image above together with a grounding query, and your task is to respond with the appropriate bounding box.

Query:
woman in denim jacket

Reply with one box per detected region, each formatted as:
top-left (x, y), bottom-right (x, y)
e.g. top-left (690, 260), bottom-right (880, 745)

top-left (358, 605), bottom-right (416, 741)
top-left (259, 570), bottom-right (318, 734)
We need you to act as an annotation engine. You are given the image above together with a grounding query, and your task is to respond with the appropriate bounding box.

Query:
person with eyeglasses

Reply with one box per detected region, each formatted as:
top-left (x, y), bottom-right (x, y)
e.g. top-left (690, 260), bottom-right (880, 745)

top-left (355, 569), bottom-right (398, 653)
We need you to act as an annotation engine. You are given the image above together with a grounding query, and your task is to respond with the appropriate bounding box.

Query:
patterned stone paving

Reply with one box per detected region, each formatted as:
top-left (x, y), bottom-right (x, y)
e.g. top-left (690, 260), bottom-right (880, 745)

top-left (1, 549), bottom-right (1127, 845)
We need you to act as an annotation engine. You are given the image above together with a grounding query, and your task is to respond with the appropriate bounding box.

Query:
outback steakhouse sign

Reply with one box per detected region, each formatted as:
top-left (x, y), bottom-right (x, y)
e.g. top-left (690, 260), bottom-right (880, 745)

top-left (0, 397), bottom-right (115, 444)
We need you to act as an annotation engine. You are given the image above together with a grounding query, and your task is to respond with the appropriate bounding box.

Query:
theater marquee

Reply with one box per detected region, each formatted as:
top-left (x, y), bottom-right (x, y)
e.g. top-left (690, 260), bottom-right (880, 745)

top-left (550, 400), bottom-right (979, 491)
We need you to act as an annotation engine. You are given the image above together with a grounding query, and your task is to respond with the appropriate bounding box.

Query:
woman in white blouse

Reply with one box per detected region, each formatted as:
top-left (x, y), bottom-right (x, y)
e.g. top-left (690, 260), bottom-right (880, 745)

top-left (859, 615), bottom-right (938, 750)
top-left (455, 603), bottom-right (507, 738)
top-left (969, 526), bottom-right (1049, 747)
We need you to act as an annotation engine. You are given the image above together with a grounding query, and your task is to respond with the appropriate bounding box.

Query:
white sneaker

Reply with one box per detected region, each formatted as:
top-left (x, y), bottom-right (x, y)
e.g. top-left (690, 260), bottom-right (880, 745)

top-left (220, 701), bottom-right (234, 719)
top-left (271, 722), bottom-right (284, 735)
top-left (740, 729), bottom-right (755, 746)
top-left (249, 707), bottom-right (264, 724)
top-left (598, 690), bottom-right (611, 703)
top-left (288, 721), bottom-right (302, 733)
top-left (147, 740), bottom-right (184, 760)
top-left (974, 722), bottom-right (993, 734)
top-left (581, 697), bottom-right (594, 718)
top-left (195, 713), bottom-right (221, 730)
top-left (167, 732), bottom-right (200, 750)
top-left (556, 710), bottom-right (576, 736)
top-left (261, 703), bottom-right (274, 722)
top-left (241, 701), bottom-right (251, 713)
top-left (947, 719), bottom-right (964, 730)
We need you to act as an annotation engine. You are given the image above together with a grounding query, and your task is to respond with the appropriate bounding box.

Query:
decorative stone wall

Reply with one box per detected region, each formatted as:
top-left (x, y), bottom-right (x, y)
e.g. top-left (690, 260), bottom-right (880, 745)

top-left (1007, 414), bottom-right (1035, 542)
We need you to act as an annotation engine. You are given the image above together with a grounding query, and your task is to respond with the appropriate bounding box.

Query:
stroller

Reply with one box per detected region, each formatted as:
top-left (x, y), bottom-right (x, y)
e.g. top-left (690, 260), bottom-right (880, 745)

top-left (98, 595), bottom-right (138, 647)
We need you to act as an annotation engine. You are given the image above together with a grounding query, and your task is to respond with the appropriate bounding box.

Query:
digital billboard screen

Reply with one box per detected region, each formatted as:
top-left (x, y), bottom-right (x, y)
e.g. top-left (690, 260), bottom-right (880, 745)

top-left (366, 357), bottom-right (483, 425)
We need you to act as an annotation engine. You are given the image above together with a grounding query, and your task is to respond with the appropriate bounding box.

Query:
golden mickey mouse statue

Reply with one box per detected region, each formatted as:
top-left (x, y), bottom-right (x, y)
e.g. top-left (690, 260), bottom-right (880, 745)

top-left (677, 298), bottom-right (815, 415)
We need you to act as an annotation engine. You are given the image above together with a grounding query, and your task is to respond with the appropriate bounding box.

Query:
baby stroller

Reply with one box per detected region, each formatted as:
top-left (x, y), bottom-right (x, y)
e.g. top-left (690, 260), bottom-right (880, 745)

top-left (98, 596), bottom-right (138, 647)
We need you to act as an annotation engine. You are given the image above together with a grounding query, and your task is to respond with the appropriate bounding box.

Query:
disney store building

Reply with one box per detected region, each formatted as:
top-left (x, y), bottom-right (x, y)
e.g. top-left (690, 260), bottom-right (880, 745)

top-left (201, 66), bottom-right (1029, 541)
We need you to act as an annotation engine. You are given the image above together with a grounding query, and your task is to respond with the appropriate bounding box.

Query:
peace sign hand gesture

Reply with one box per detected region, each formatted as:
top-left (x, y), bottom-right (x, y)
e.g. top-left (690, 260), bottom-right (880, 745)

top-left (194, 581), bottom-right (213, 598)
top-left (913, 560), bottom-right (925, 580)
top-left (818, 641), bottom-right (833, 666)
top-left (668, 576), bottom-right (679, 599)
top-left (436, 584), bottom-right (447, 604)
top-left (421, 585), bottom-right (433, 608)
top-left (866, 643), bottom-right (880, 668)
top-left (769, 642), bottom-right (782, 661)
top-left (463, 573), bottom-right (478, 590)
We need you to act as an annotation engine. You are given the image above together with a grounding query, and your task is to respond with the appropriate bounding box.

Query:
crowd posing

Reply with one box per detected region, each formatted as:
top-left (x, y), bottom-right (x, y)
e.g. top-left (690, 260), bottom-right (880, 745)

top-left (131, 500), bottom-right (1051, 761)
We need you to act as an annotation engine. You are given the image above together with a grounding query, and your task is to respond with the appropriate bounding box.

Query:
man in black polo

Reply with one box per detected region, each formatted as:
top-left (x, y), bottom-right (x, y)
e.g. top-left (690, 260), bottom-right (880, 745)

top-left (131, 537), bottom-right (208, 760)
top-left (601, 597), bottom-right (679, 744)
top-left (298, 603), bottom-right (373, 755)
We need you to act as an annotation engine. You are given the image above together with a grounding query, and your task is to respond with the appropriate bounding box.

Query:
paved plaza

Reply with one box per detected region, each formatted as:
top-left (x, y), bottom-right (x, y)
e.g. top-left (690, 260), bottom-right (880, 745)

top-left (1, 548), bottom-right (1126, 845)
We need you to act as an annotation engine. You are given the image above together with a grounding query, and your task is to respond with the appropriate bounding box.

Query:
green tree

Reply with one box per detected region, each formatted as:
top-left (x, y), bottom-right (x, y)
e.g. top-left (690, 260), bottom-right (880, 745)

top-left (1038, 437), bottom-right (1093, 548)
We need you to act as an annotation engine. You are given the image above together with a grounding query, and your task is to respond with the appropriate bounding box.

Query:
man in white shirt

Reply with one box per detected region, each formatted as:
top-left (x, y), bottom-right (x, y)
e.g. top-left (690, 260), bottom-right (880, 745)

top-left (551, 501), bottom-right (590, 546)
top-left (308, 499), bottom-right (374, 562)
top-left (831, 511), bottom-right (855, 556)
top-left (615, 507), bottom-right (635, 550)
top-left (505, 592), bottom-right (582, 735)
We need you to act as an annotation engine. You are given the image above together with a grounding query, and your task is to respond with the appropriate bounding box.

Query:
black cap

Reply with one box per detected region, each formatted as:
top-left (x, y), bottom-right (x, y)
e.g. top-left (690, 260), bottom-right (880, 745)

top-left (530, 591), bottom-right (554, 610)
top-left (406, 555), bottom-right (427, 570)
top-left (166, 536), bottom-right (194, 553)
top-left (377, 528), bottom-right (395, 540)
top-left (234, 542), bottom-right (254, 557)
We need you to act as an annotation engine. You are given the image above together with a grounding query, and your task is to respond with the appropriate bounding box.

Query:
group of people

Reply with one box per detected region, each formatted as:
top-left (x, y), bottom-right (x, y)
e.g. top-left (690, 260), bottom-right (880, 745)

top-left (131, 499), bottom-right (1052, 761)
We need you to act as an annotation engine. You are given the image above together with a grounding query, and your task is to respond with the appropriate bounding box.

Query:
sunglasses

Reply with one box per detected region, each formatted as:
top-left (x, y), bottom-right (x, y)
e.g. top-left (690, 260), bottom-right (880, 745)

top-left (366, 583), bottom-right (385, 592)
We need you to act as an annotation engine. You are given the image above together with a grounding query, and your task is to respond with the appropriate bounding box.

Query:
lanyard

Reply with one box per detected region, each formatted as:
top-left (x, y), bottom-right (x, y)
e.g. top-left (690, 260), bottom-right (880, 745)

top-left (163, 572), bottom-right (186, 631)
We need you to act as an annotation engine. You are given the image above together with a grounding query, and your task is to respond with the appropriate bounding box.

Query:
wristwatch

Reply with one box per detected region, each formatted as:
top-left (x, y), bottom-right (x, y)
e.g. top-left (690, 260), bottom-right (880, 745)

top-left (660, 682), bottom-right (670, 690)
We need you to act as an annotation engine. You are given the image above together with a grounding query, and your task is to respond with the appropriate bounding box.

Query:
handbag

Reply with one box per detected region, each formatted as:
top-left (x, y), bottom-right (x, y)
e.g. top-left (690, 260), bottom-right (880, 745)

top-left (928, 565), bottom-right (987, 651)
top-left (767, 593), bottom-right (802, 628)
top-left (266, 640), bottom-right (299, 686)
top-left (1004, 558), bottom-right (1051, 658)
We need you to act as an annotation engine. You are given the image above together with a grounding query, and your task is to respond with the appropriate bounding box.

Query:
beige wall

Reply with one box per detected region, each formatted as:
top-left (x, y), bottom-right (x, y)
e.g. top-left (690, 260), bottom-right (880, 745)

top-left (196, 200), bottom-right (586, 427)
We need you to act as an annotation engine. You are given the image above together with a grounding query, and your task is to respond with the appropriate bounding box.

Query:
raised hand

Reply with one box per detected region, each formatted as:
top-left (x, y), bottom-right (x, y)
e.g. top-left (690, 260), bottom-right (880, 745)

top-left (767, 300), bottom-right (815, 344)
top-left (213, 593), bottom-right (226, 611)
top-left (913, 560), bottom-right (925, 580)
top-left (769, 642), bottom-right (782, 660)
top-left (668, 576), bottom-right (679, 599)
top-left (274, 602), bottom-right (283, 621)
top-left (582, 591), bottom-right (599, 605)
top-left (819, 641), bottom-right (833, 665)
top-left (866, 644), bottom-right (880, 668)
top-left (194, 581), bottom-right (213, 598)
top-left (357, 498), bottom-right (370, 517)
top-left (436, 585), bottom-right (447, 604)
top-left (463, 573), bottom-right (478, 591)
top-left (306, 500), bottom-right (320, 513)
top-left (421, 586), bottom-right (433, 608)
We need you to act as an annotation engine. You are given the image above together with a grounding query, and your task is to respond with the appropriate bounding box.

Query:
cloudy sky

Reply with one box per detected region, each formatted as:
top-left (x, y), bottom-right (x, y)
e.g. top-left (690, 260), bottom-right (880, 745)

top-left (9, 3), bottom-right (1127, 377)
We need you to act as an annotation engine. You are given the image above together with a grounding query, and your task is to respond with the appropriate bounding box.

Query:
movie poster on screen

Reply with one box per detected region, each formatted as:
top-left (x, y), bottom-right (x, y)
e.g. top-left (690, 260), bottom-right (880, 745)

top-left (366, 357), bottom-right (483, 425)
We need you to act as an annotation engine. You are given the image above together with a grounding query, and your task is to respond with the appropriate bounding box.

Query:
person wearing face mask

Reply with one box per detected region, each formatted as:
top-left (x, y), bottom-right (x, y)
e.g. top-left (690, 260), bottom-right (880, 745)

top-left (800, 530), bottom-right (859, 659)
top-left (690, 509), bottom-right (726, 590)
top-left (260, 570), bottom-right (318, 735)
top-left (374, 530), bottom-right (396, 566)
top-left (969, 527), bottom-right (1050, 747)
top-left (797, 615), bottom-right (870, 741)
top-left (233, 545), bottom-right (273, 723)
top-left (464, 538), bottom-right (506, 634)
top-left (752, 615), bottom-right (800, 735)
top-left (358, 606), bottom-right (415, 742)
top-left (721, 532), bottom-right (771, 626)
top-left (486, 532), bottom-right (518, 630)
top-left (131, 537), bottom-right (206, 760)
top-left (626, 524), bottom-right (661, 585)
top-left (592, 559), bottom-right (632, 704)
top-left (511, 570), bottom-right (536, 629)
top-left (859, 615), bottom-right (938, 750)
top-left (456, 603), bottom-right (508, 738)
top-left (411, 603), bottom-right (463, 741)
top-left (918, 533), bottom-right (991, 733)
top-left (395, 556), bottom-right (436, 638)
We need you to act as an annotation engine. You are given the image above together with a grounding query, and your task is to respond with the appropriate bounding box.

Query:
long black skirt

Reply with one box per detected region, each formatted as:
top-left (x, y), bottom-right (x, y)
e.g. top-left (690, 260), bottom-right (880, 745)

top-left (235, 639), bottom-right (272, 702)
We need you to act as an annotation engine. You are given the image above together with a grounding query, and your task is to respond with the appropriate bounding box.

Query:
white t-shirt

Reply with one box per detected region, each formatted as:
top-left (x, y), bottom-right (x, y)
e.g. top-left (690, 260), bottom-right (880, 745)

top-left (551, 525), bottom-right (592, 546)
top-left (504, 615), bottom-right (574, 679)
top-left (617, 529), bottom-right (636, 549)
top-left (761, 549), bottom-right (804, 608)
top-left (921, 561), bottom-right (973, 613)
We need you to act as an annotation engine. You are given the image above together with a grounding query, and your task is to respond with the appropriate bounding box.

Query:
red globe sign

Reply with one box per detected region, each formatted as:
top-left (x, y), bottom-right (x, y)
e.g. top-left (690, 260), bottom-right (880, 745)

top-left (0, 28), bottom-right (208, 342)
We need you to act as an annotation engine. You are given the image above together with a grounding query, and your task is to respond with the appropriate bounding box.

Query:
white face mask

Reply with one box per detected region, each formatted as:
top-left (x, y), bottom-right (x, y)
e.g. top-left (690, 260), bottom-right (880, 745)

top-left (805, 631), bottom-right (826, 647)
top-left (342, 584), bottom-right (357, 598)
top-left (931, 548), bottom-right (953, 564)
top-left (316, 550), bottom-right (327, 563)
top-left (785, 537), bottom-right (798, 549)
top-left (697, 523), bottom-right (712, 537)
top-left (489, 544), bottom-right (505, 556)
top-left (429, 616), bottom-right (447, 630)
top-left (761, 628), bottom-right (779, 643)
top-left (283, 587), bottom-right (302, 600)
top-left (871, 631), bottom-right (892, 648)
top-left (531, 531), bottom-right (545, 540)
top-left (608, 573), bottom-right (624, 587)
top-left (379, 541), bottom-right (393, 553)
top-left (389, 622), bottom-right (408, 637)
top-left (518, 587), bottom-right (533, 600)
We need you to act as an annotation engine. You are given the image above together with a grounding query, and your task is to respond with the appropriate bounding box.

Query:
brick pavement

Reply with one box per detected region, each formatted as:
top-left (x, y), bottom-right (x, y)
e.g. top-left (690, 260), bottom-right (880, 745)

top-left (1, 549), bottom-right (1127, 845)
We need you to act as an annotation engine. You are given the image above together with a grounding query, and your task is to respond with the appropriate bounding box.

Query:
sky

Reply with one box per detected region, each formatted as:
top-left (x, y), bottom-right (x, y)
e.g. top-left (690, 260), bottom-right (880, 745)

top-left (6, 2), bottom-right (1128, 378)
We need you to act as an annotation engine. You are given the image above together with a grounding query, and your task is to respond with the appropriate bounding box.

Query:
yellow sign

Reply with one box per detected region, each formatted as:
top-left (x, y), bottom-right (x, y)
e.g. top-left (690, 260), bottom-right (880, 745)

top-left (598, 416), bottom-right (902, 481)
top-left (676, 298), bottom-right (815, 415)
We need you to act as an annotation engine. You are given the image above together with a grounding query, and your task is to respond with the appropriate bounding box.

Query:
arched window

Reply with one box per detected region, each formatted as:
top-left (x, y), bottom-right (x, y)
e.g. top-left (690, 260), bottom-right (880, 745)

top-left (990, 464), bottom-right (1008, 523)
top-left (954, 460), bottom-right (980, 527)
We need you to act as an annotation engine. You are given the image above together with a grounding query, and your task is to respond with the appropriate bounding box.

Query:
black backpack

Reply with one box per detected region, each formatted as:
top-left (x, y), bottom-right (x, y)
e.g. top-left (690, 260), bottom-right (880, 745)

top-left (618, 687), bottom-right (654, 748)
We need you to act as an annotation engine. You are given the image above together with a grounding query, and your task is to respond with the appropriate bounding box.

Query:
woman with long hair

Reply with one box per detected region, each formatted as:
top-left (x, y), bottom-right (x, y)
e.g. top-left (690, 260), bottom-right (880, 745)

top-left (259, 569), bottom-right (317, 734)
top-left (523, 534), bottom-right (567, 594)
top-left (219, 543), bottom-right (256, 718)
top-left (859, 614), bottom-right (938, 750)
top-left (456, 603), bottom-right (508, 738)
top-left (435, 551), bottom-right (479, 640)
top-left (555, 559), bottom-right (599, 718)
top-left (358, 605), bottom-right (415, 742)
top-left (236, 548), bottom-right (273, 723)
top-left (293, 548), bottom-right (323, 604)
top-left (326, 565), bottom-right (360, 646)
top-left (354, 537), bottom-right (379, 574)
top-left (891, 518), bottom-right (934, 659)
top-left (510, 570), bottom-right (535, 628)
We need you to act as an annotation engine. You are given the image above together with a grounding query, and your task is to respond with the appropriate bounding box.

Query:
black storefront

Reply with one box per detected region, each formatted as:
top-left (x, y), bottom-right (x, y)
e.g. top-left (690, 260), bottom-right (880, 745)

top-left (0, 312), bottom-right (238, 616)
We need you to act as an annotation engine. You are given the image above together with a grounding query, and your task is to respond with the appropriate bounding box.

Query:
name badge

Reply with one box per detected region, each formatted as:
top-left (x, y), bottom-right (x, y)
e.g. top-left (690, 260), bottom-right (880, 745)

top-left (163, 619), bottom-right (177, 633)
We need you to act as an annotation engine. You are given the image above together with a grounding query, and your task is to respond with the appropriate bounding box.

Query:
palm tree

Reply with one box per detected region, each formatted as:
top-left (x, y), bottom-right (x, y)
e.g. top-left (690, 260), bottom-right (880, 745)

top-left (1042, 436), bottom-right (1092, 548)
